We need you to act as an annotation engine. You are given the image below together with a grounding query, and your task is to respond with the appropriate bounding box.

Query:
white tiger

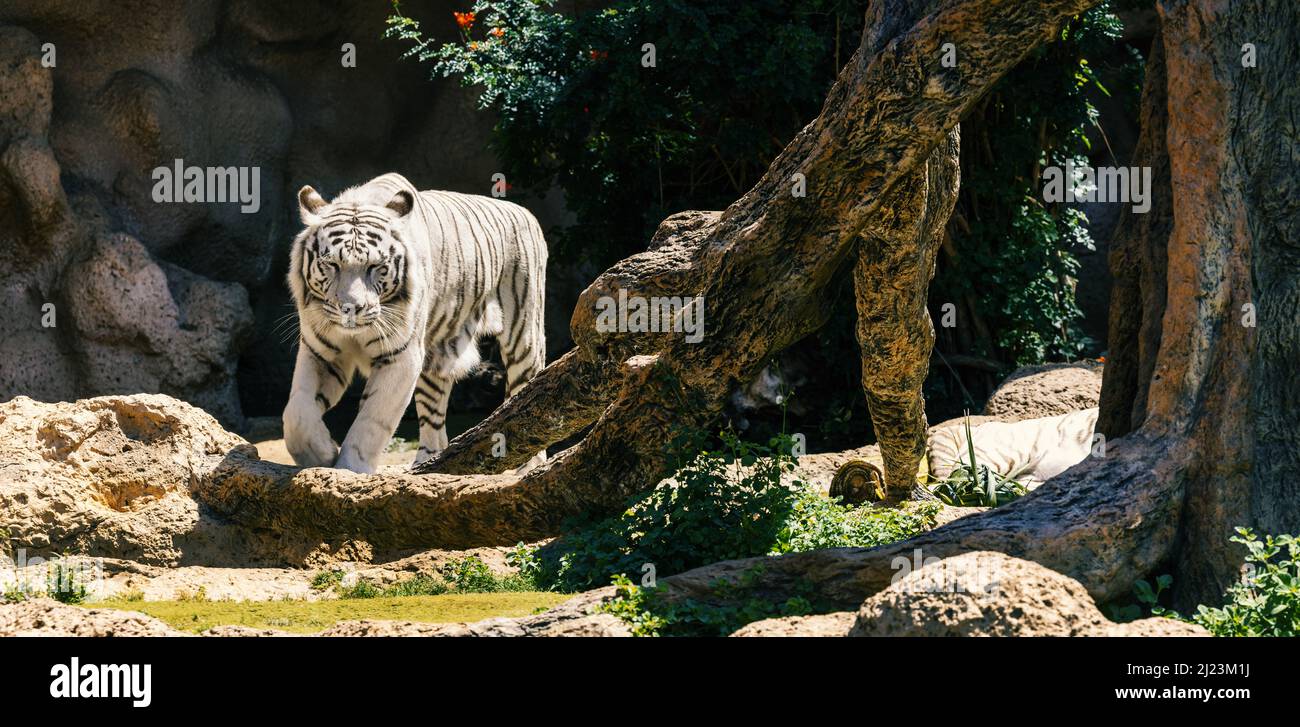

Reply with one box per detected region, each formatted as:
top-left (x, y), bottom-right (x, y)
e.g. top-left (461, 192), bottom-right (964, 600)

top-left (283, 173), bottom-right (547, 474)
top-left (927, 408), bottom-right (1099, 489)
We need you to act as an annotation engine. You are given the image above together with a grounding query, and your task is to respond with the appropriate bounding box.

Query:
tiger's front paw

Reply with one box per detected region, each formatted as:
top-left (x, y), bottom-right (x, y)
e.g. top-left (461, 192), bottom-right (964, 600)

top-left (411, 444), bottom-right (440, 467)
top-left (284, 400), bottom-right (338, 468)
top-left (334, 445), bottom-right (377, 475)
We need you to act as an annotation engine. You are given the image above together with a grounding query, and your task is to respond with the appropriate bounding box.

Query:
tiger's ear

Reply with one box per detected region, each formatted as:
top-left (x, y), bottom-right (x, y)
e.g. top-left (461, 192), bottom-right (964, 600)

top-left (385, 190), bottom-right (414, 218)
top-left (298, 185), bottom-right (327, 225)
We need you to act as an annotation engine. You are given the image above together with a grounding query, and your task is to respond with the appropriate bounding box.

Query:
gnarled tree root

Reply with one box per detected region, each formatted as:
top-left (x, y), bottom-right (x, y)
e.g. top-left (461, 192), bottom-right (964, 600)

top-left (655, 431), bottom-right (1185, 609)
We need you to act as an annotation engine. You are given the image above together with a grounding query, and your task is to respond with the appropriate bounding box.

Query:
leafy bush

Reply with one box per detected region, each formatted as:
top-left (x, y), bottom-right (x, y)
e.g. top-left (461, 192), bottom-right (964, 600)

top-left (1191, 529), bottom-right (1300, 637)
top-left (1106, 529), bottom-right (1299, 636)
top-left (530, 429), bottom-right (938, 592)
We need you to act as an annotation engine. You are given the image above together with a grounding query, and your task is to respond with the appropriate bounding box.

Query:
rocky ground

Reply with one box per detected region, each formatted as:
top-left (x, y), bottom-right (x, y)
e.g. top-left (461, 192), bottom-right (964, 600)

top-left (0, 361), bottom-right (1188, 637)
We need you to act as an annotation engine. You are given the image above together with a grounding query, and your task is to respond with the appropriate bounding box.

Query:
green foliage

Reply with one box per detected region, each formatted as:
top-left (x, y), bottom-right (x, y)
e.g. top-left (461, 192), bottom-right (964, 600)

top-left (390, 1), bottom-right (1141, 378)
top-left (48, 560), bottom-right (90, 605)
top-left (1107, 573), bottom-right (1172, 622)
top-left (325, 555), bottom-right (540, 599)
top-left (1106, 529), bottom-right (1300, 636)
top-left (2, 582), bottom-right (34, 603)
top-left (529, 428), bottom-right (938, 592)
top-left (310, 569), bottom-right (346, 591)
top-left (387, 0), bottom-right (866, 268)
top-left (335, 578), bottom-right (385, 599)
top-left (598, 575), bottom-right (673, 637)
top-left (927, 415), bottom-right (1029, 507)
top-left (3, 556), bottom-right (92, 604)
top-left (770, 492), bottom-right (940, 554)
top-left (935, 2), bottom-right (1140, 366)
top-left (1191, 529), bottom-right (1300, 637)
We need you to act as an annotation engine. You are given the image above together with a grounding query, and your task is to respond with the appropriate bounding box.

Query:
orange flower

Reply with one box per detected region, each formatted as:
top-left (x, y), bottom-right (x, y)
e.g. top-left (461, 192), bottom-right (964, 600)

top-left (1098, 355), bottom-right (1107, 363)
top-left (589, 49), bottom-right (608, 61)
top-left (489, 27), bottom-right (504, 38)
top-left (454, 11), bottom-right (475, 31)
top-left (469, 42), bottom-right (478, 51)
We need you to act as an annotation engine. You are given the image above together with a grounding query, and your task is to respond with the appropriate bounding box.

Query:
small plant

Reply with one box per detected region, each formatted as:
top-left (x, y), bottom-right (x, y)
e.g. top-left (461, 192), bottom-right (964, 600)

top-left (598, 575), bottom-right (673, 637)
top-left (310, 569), bottom-right (346, 591)
top-left (507, 542), bottom-right (542, 583)
top-left (1107, 574), bottom-right (1173, 622)
top-left (174, 586), bottom-right (208, 602)
top-left (335, 578), bottom-right (384, 599)
top-left (46, 558), bottom-right (89, 605)
top-left (3, 582), bottom-right (34, 603)
top-left (382, 574), bottom-right (450, 597)
top-left (1192, 528), bottom-right (1300, 637)
top-left (119, 587), bottom-right (146, 603)
top-left (928, 415), bottom-right (1028, 507)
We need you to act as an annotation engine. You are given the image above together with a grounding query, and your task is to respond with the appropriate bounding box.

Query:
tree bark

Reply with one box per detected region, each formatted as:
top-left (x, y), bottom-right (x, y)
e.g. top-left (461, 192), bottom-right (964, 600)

top-left (855, 128), bottom-right (960, 497)
top-left (1096, 27), bottom-right (1171, 440)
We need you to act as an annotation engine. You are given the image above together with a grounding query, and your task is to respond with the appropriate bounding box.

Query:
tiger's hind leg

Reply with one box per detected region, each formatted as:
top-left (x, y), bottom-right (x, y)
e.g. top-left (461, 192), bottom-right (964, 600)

top-left (411, 367), bottom-right (454, 466)
top-left (412, 326), bottom-right (480, 467)
top-left (496, 290), bottom-right (547, 474)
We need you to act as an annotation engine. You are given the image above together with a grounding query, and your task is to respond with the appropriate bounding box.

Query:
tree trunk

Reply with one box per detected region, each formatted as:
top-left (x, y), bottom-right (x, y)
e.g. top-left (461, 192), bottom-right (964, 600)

top-left (855, 128), bottom-right (960, 497)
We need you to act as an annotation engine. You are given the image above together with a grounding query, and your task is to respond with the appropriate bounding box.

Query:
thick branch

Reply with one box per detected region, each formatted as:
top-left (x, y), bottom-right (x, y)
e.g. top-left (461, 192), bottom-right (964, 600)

top-left (855, 127), bottom-right (960, 496)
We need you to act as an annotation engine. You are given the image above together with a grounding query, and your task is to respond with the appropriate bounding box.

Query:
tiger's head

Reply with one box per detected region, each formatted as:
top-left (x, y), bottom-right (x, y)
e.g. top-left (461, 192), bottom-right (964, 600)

top-left (290, 185), bottom-right (414, 332)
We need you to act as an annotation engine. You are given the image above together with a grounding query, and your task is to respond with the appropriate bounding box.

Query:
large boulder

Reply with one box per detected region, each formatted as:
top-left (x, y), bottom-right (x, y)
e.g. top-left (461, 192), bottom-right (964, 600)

top-left (65, 233), bottom-right (253, 425)
top-left (0, 24), bottom-right (255, 427)
top-left (982, 362), bottom-right (1103, 422)
top-left (0, 393), bottom-right (532, 566)
top-left (0, 598), bottom-right (188, 637)
top-left (849, 551), bottom-right (1207, 636)
top-left (0, 394), bottom-right (253, 566)
top-left (729, 613), bottom-right (855, 637)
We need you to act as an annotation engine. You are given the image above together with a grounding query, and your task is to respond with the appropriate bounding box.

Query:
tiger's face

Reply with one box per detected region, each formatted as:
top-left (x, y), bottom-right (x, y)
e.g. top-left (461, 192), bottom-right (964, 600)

top-left (294, 185), bottom-right (413, 331)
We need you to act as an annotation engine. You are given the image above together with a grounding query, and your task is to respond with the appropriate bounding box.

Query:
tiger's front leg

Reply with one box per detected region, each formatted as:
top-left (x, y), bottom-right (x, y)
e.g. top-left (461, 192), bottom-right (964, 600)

top-left (335, 343), bottom-right (424, 474)
top-left (284, 340), bottom-right (351, 468)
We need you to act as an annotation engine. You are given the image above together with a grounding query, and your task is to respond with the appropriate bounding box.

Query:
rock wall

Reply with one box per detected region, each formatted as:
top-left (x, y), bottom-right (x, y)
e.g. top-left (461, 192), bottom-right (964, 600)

top-left (0, 1), bottom-right (567, 428)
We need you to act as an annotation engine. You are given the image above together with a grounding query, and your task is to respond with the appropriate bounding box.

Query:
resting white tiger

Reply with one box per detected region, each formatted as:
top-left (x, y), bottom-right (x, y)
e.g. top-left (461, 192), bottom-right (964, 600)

top-left (927, 408), bottom-right (1099, 489)
top-left (283, 172), bottom-right (547, 474)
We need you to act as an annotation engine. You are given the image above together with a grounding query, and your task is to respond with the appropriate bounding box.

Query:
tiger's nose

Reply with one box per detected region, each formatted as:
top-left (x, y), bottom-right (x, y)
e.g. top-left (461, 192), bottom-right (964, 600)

top-left (339, 303), bottom-right (357, 316)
